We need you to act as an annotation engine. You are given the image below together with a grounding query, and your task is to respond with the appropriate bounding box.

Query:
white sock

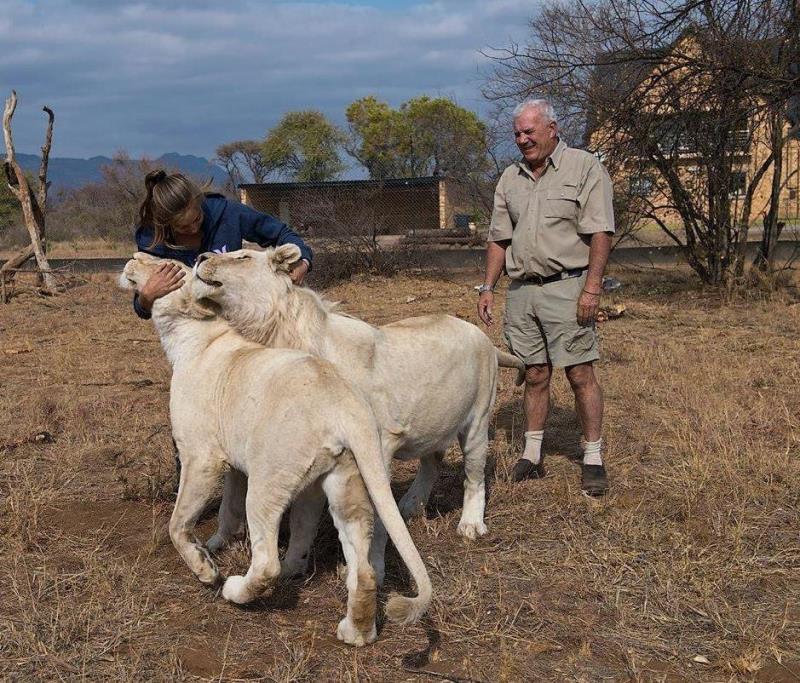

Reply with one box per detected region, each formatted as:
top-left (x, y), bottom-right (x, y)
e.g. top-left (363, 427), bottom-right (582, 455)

top-left (522, 430), bottom-right (544, 464)
top-left (582, 438), bottom-right (603, 466)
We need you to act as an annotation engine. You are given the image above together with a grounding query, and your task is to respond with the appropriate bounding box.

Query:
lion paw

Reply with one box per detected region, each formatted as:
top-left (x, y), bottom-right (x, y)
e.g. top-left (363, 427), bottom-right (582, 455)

top-left (221, 575), bottom-right (251, 604)
top-left (195, 547), bottom-right (221, 584)
top-left (457, 520), bottom-right (488, 540)
top-left (336, 617), bottom-right (376, 647)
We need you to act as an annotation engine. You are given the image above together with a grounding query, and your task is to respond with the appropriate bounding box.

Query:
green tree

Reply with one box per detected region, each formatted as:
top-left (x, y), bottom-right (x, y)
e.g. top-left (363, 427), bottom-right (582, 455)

top-left (404, 96), bottom-right (489, 178)
top-left (344, 96), bottom-right (411, 179)
top-left (262, 111), bottom-right (344, 182)
top-left (215, 139), bottom-right (273, 187)
top-left (345, 96), bottom-right (489, 179)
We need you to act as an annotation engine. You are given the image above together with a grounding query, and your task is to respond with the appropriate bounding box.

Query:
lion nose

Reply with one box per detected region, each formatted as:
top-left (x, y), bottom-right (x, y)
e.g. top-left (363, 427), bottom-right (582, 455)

top-left (196, 252), bottom-right (213, 265)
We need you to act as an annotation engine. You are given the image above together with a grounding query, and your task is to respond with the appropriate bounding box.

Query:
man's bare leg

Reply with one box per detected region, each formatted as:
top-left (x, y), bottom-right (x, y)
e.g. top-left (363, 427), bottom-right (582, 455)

top-left (565, 362), bottom-right (608, 495)
top-left (565, 362), bottom-right (603, 440)
top-left (523, 363), bottom-right (552, 431)
top-left (513, 363), bottom-right (552, 482)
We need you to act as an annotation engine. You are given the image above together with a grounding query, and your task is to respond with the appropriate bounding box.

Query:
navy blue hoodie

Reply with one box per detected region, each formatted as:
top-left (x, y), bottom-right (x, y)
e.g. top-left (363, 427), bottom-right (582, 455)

top-left (133, 193), bottom-right (312, 319)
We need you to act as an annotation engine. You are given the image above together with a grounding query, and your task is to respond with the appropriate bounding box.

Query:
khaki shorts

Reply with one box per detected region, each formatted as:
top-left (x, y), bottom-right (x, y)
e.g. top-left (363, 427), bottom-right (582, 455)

top-left (502, 272), bottom-right (600, 368)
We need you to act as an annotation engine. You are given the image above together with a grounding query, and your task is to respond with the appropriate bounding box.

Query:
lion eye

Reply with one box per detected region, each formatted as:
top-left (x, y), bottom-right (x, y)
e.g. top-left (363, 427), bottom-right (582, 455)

top-left (235, 255), bottom-right (250, 260)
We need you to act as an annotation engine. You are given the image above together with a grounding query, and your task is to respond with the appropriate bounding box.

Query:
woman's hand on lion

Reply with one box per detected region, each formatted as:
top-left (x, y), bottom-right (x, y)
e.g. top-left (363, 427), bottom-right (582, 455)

top-left (139, 262), bottom-right (185, 310)
top-left (290, 259), bottom-right (309, 285)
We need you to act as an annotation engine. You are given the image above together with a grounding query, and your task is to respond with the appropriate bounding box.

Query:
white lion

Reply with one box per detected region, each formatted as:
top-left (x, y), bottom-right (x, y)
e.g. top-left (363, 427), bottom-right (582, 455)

top-left (119, 252), bottom-right (432, 646)
top-left (191, 245), bottom-right (524, 581)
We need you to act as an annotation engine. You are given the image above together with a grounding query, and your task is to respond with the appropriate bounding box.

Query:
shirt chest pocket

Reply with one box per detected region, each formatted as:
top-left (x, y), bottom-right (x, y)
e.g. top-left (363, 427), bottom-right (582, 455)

top-left (544, 185), bottom-right (579, 220)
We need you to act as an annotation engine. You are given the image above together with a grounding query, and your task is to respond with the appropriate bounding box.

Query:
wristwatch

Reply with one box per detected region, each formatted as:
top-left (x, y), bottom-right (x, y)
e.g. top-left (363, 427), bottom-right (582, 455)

top-left (477, 284), bottom-right (495, 294)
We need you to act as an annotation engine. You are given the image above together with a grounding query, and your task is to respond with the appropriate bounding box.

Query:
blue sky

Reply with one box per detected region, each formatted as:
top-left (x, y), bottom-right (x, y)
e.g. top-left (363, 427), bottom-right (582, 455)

top-left (0, 0), bottom-right (535, 162)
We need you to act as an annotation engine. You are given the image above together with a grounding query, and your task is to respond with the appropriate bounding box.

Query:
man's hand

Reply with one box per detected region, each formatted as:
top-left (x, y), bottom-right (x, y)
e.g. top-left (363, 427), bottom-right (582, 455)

top-left (139, 262), bottom-right (185, 311)
top-left (577, 288), bottom-right (601, 326)
top-left (290, 259), bottom-right (309, 285)
top-left (478, 291), bottom-right (495, 326)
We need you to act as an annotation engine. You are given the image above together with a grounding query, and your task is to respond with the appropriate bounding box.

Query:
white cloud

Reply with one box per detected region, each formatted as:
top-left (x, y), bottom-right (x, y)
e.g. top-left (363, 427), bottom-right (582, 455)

top-left (0, 0), bottom-right (535, 157)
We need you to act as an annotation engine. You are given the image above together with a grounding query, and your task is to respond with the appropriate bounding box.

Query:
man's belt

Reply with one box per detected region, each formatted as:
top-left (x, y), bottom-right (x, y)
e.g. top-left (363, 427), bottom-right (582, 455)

top-left (524, 267), bottom-right (587, 286)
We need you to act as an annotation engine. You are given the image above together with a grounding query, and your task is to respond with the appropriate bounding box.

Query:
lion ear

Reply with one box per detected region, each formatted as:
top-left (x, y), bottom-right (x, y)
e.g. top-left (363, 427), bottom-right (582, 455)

top-left (270, 244), bottom-right (302, 273)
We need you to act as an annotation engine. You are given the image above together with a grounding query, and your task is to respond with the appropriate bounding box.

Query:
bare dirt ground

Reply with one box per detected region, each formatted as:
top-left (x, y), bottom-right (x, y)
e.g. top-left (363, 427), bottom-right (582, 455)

top-left (1, 266), bottom-right (799, 682)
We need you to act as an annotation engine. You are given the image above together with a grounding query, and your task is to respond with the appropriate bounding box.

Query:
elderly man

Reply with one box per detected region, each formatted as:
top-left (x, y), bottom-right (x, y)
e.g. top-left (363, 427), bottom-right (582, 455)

top-left (477, 98), bottom-right (614, 496)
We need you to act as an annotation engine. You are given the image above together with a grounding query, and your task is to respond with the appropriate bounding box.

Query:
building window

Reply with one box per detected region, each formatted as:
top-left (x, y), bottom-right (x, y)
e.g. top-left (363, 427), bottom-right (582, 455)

top-left (730, 171), bottom-right (747, 196)
top-left (789, 188), bottom-right (797, 200)
top-left (652, 112), bottom-right (749, 155)
top-left (731, 124), bottom-right (749, 151)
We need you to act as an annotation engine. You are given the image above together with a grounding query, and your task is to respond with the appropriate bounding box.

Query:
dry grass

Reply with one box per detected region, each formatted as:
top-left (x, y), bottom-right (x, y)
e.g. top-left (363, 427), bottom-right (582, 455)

top-left (1, 266), bottom-right (799, 681)
top-left (0, 238), bottom-right (133, 260)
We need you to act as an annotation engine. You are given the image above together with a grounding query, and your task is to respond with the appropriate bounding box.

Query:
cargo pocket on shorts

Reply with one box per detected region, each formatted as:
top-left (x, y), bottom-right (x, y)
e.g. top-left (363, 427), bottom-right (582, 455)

top-left (564, 326), bottom-right (595, 354)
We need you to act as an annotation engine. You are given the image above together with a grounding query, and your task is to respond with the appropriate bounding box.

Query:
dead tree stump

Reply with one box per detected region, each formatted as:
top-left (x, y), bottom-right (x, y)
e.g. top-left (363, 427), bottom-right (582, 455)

top-left (1, 90), bottom-right (56, 301)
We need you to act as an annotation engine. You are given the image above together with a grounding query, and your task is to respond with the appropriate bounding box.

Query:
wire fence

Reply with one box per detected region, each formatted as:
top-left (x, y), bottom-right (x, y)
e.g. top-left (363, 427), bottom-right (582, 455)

top-left (239, 177), bottom-right (491, 244)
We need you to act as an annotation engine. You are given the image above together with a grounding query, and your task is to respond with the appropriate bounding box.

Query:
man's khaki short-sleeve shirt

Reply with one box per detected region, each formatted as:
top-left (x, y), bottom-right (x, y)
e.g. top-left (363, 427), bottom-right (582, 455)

top-left (488, 139), bottom-right (615, 279)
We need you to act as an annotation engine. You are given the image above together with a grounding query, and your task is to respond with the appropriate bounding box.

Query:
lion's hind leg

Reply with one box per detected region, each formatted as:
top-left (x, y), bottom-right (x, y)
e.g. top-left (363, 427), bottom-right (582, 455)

top-left (322, 454), bottom-right (377, 647)
top-left (456, 417), bottom-right (490, 540)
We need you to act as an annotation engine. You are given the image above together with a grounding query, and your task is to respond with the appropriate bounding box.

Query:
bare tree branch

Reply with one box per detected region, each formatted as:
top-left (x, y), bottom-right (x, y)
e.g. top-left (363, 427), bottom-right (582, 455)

top-left (2, 91), bottom-right (56, 295)
top-left (483, 0), bottom-right (798, 285)
top-left (38, 106), bottom-right (54, 210)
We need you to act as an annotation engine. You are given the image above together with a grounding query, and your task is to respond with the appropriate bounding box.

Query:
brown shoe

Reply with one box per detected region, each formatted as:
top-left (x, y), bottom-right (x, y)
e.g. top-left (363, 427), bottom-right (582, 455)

top-left (581, 464), bottom-right (609, 496)
top-left (512, 458), bottom-right (546, 482)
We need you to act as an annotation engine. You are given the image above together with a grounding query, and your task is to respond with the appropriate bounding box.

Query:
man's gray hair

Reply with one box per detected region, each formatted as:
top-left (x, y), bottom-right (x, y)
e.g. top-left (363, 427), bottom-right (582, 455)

top-left (512, 99), bottom-right (558, 124)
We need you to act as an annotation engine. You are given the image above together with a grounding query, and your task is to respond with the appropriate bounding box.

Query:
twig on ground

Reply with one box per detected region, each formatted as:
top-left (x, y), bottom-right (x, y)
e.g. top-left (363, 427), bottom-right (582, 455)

top-left (79, 379), bottom-right (155, 388)
top-left (218, 624), bottom-right (233, 683)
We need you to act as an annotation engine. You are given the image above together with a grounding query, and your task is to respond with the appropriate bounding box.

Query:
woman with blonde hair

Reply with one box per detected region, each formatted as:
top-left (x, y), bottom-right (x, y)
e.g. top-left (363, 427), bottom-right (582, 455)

top-left (132, 169), bottom-right (312, 318)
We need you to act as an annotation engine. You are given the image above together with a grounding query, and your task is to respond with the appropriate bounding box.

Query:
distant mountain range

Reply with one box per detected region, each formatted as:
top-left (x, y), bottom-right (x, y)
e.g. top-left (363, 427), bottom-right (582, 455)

top-left (5, 152), bottom-right (228, 192)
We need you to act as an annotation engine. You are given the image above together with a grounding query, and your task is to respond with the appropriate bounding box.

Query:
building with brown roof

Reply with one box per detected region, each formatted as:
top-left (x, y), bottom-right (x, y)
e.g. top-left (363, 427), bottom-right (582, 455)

top-left (239, 176), bottom-right (477, 237)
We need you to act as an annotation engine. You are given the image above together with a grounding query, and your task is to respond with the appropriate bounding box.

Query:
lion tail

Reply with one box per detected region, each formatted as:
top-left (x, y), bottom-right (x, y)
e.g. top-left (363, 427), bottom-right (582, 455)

top-left (345, 414), bottom-right (432, 626)
top-left (495, 349), bottom-right (525, 386)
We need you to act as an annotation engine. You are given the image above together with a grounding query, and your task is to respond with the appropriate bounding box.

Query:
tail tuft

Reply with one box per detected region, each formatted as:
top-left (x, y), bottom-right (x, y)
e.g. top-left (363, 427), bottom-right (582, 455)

top-left (385, 591), bottom-right (429, 626)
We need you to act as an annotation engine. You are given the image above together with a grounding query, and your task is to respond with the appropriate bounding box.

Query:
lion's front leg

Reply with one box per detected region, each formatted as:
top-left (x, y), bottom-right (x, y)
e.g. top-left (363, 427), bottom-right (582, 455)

top-left (397, 451), bottom-right (444, 519)
top-left (281, 481), bottom-right (326, 578)
top-left (169, 455), bottom-right (225, 585)
top-left (222, 470), bottom-right (297, 605)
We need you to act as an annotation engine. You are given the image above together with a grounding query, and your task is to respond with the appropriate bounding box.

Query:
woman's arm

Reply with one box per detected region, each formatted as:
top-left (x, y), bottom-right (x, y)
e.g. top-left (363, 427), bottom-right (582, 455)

top-left (234, 202), bottom-right (313, 266)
